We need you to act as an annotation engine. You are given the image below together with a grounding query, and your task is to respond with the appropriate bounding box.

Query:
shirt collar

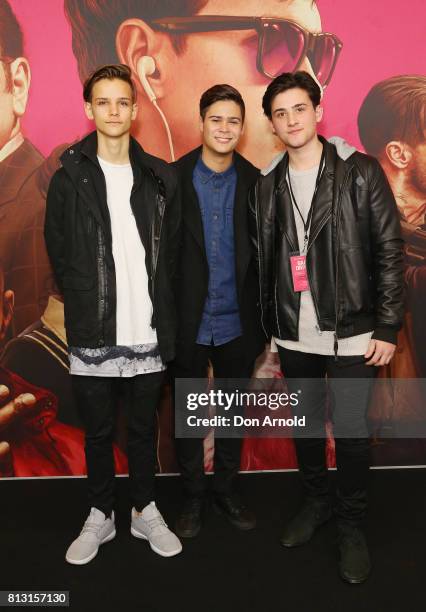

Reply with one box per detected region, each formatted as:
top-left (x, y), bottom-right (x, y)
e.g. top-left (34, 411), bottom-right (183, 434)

top-left (0, 132), bottom-right (24, 163)
top-left (195, 155), bottom-right (235, 184)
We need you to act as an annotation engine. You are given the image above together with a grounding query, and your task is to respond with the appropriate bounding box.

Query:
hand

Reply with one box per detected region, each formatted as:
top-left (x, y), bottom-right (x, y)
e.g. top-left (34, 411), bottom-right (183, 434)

top-left (0, 384), bottom-right (36, 477)
top-left (364, 339), bottom-right (396, 366)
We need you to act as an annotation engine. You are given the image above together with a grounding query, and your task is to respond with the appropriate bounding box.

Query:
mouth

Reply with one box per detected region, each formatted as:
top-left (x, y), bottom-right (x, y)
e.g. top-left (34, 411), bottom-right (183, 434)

top-left (288, 129), bottom-right (303, 135)
top-left (214, 137), bottom-right (233, 143)
top-left (106, 121), bottom-right (122, 125)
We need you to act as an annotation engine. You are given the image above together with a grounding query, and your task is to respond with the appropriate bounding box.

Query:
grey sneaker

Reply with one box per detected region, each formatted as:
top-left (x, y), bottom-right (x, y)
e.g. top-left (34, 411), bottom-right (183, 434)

top-left (65, 508), bottom-right (116, 565)
top-left (131, 502), bottom-right (182, 557)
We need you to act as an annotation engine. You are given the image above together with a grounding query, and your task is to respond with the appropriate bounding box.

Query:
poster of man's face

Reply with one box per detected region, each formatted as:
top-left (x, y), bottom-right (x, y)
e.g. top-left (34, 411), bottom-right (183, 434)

top-left (1, 0), bottom-right (425, 476)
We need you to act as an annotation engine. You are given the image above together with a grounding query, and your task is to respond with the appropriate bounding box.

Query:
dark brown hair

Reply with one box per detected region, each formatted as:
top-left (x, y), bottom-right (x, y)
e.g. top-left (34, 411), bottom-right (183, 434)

top-left (358, 75), bottom-right (426, 157)
top-left (262, 71), bottom-right (321, 119)
top-left (83, 64), bottom-right (136, 102)
top-left (64, 0), bottom-right (208, 82)
top-left (0, 0), bottom-right (23, 91)
top-left (200, 84), bottom-right (245, 122)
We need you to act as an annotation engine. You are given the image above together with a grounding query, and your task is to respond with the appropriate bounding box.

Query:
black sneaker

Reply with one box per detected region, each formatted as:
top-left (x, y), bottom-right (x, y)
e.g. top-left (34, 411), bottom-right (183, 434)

top-left (175, 497), bottom-right (204, 538)
top-left (213, 494), bottom-right (256, 530)
top-left (281, 500), bottom-right (332, 547)
top-left (338, 523), bottom-right (371, 584)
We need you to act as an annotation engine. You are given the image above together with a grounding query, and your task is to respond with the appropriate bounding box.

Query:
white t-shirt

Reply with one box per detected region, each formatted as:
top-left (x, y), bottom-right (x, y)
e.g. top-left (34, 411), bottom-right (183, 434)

top-left (273, 164), bottom-right (372, 356)
top-left (99, 156), bottom-right (158, 346)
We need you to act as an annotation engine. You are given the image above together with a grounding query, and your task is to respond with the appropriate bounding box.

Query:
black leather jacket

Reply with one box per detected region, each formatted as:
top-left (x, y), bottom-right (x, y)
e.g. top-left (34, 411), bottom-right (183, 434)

top-left (44, 132), bottom-right (180, 361)
top-left (249, 137), bottom-right (404, 349)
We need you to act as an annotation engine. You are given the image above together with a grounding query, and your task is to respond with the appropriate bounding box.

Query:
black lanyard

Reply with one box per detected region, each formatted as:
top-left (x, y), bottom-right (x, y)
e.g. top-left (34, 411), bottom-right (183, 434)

top-left (286, 149), bottom-right (325, 253)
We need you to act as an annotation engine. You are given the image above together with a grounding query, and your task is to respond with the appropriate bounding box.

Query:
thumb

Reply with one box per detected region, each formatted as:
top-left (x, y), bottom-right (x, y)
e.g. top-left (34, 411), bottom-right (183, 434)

top-left (364, 339), bottom-right (376, 359)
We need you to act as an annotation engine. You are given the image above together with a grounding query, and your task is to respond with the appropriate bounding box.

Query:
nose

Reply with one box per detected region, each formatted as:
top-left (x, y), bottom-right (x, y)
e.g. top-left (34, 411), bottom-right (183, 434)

top-left (287, 110), bottom-right (298, 126)
top-left (109, 103), bottom-right (119, 116)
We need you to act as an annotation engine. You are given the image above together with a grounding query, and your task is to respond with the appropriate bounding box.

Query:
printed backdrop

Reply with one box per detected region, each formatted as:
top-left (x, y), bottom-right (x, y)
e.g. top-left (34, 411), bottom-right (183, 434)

top-left (0, 0), bottom-right (425, 477)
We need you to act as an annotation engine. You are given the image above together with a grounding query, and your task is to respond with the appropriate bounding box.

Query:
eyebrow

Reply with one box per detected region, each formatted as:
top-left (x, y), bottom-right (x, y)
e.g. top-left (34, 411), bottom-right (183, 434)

top-left (94, 97), bottom-right (132, 101)
top-left (208, 114), bottom-right (241, 121)
top-left (273, 103), bottom-right (307, 113)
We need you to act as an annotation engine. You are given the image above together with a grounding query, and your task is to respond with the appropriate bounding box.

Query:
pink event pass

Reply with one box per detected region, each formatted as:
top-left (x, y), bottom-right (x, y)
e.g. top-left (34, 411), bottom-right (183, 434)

top-left (290, 254), bottom-right (309, 292)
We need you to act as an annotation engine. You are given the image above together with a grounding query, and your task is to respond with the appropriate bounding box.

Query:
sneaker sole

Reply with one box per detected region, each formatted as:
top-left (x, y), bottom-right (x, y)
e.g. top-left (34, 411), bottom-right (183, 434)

top-left (339, 567), bottom-right (370, 585)
top-left (130, 526), bottom-right (182, 557)
top-left (65, 529), bottom-right (116, 565)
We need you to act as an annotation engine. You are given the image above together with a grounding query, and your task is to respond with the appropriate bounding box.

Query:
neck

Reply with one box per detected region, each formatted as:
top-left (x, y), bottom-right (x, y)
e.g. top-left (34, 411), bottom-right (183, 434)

top-left (201, 146), bottom-right (234, 173)
top-left (287, 136), bottom-right (323, 171)
top-left (97, 131), bottom-right (130, 164)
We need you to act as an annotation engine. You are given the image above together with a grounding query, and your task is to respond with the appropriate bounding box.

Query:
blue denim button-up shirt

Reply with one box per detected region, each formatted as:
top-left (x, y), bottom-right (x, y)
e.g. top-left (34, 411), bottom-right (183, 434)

top-left (193, 156), bottom-right (242, 345)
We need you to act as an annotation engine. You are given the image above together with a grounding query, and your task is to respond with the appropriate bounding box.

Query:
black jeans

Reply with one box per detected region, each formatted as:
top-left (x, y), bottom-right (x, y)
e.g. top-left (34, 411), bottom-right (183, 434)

top-left (72, 371), bottom-right (165, 516)
top-left (277, 347), bottom-right (377, 525)
top-left (172, 336), bottom-right (254, 499)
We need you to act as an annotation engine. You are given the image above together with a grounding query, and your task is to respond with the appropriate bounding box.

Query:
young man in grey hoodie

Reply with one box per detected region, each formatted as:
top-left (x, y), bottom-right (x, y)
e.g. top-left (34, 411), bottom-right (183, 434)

top-left (250, 71), bottom-right (404, 584)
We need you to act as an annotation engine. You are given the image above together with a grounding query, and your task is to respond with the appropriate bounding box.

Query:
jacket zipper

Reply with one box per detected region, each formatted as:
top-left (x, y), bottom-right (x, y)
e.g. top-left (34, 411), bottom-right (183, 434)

top-left (151, 191), bottom-right (166, 326)
top-left (274, 277), bottom-right (282, 338)
top-left (333, 168), bottom-right (352, 359)
top-left (96, 225), bottom-right (107, 341)
top-left (254, 182), bottom-right (269, 338)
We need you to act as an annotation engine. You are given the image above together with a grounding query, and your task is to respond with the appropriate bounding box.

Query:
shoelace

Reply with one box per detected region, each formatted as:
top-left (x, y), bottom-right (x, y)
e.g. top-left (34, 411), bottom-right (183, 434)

top-left (80, 520), bottom-right (104, 538)
top-left (146, 515), bottom-right (168, 534)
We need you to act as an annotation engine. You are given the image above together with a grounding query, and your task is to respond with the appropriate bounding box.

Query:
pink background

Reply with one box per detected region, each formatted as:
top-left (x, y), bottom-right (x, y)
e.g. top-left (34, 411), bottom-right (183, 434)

top-left (10, 0), bottom-right (426, 159)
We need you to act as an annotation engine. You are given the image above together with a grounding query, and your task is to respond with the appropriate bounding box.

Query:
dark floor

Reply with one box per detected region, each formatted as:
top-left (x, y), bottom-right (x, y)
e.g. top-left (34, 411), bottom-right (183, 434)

top-left (2, 469), bottom-right (425, 612)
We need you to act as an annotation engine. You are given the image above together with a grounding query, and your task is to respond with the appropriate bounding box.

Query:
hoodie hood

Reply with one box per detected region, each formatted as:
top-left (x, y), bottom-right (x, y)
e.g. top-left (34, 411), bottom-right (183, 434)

top-left (261, 136), bottom-right (358, 176)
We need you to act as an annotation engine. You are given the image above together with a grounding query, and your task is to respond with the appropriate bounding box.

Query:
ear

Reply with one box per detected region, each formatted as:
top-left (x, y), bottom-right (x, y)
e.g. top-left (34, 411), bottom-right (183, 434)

top-left (116, 19), bottom-right (171, 100)
top-left (0, 290), bottom-right (14, 340)
top-left (269, 118), bottom-right (277, 135)
top-left (315, 104), bottom-right (324, 123)
top-left (10, 57), bottom-right (30, 117)
top-left (84, 101), bottom-right (94, 121)
top-left (385, 141), bottom-right (412, 170)
top-left (199, 114), bottom-right (204, 135)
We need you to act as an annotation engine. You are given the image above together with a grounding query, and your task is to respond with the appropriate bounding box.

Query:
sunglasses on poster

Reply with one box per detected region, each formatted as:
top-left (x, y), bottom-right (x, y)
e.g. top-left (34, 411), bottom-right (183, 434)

top-left (150, 16), bottom-right (343, 88)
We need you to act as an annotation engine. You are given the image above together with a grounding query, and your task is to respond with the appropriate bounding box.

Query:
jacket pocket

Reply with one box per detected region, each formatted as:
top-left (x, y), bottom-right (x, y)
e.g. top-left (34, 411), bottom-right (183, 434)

top-left (339, 246), bottom-right (373, 319)
top-left (62, 276), bottom-right (97, 336)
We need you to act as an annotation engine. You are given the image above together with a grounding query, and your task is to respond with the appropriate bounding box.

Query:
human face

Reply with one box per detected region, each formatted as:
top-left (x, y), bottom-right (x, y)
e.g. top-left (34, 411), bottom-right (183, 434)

top-left (270, 87), bottom-right (322, 150)
top-left (148, 0), bottom-right (323, 167)
top-left (0, 61), bottom-right (15, 149)
top-left (200, 99), bottom-right (244, 156)
top-left (84, 78), bottom-right (137, 138)
top-left (409, 142), bottom-right (426, 196)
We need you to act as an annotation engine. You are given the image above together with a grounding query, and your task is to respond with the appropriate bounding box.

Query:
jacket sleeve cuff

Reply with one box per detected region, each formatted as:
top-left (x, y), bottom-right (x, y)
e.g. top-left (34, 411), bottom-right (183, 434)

top-left (372, 326), bottom-right (398, 345)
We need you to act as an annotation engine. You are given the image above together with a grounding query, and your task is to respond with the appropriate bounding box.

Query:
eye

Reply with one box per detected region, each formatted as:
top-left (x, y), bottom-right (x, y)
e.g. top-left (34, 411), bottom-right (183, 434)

top-left (97, 100), bottom-right (106, 106)
top-left (296, 107), bottom-right (305, 113)
top-left (120, 100), bottom-right (130, 107)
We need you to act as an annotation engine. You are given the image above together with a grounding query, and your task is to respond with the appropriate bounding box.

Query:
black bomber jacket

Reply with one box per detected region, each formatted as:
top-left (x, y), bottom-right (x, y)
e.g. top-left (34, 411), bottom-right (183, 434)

top-left (249, 136), bottom-right (404, 350)
top-left (44, 131), bottom-right (180, 362)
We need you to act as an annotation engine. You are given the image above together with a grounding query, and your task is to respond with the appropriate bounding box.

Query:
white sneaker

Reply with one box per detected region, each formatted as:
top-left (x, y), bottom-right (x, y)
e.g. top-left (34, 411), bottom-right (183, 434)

top-left (131, 502), bottom-right (182, 557)
top-left (65, 508), bottom-right (116, 565)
